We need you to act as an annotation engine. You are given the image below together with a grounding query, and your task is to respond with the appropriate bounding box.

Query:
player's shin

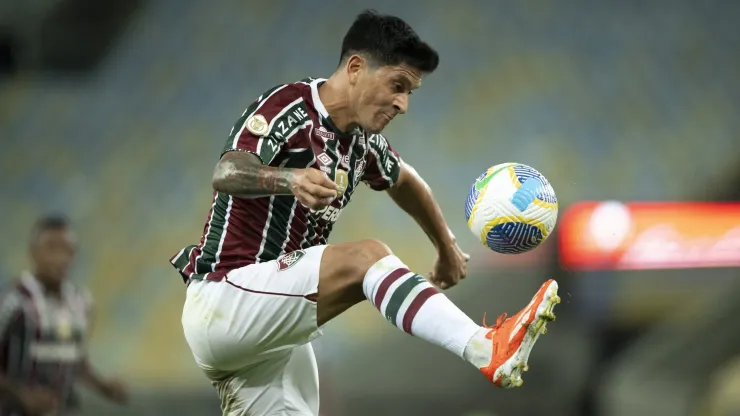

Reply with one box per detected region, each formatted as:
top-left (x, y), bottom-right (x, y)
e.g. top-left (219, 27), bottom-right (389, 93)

top-left (362, 255), bottom-right (487, 364)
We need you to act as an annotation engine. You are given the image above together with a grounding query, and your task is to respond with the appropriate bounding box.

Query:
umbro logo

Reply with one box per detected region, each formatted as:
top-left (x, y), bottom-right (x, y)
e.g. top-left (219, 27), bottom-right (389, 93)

top-left (317, 152), bottom-right (332, 165)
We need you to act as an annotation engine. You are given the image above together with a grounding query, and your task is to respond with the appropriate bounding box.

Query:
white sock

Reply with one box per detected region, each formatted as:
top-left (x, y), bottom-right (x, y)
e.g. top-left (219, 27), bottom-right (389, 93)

top-left (362, 255), bottom-right (487, 364)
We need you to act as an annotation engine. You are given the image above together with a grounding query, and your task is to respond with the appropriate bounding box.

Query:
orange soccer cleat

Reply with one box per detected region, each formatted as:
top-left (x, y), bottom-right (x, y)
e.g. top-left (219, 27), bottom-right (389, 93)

top-left (480, 279), bottom-right (560, 388)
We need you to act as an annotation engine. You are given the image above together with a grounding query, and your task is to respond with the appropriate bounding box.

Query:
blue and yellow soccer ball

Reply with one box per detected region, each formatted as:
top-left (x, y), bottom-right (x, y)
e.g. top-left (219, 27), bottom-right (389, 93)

top-left (465, 163), bottom-right (558, 254)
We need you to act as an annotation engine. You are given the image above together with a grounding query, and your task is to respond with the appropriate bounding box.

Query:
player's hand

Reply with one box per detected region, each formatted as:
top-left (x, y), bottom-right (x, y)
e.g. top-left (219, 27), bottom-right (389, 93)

top-left (17, 385), bottom-right (60, 416)
top-left (429, 242), bottom-right (470, 290)
top-left (289, 168), bottom-right (338, 210)
top-left (100, 377), bottom-right (129, 405)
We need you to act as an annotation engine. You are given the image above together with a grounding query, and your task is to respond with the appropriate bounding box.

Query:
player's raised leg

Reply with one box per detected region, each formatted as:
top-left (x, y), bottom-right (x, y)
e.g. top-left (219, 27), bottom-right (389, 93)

top-left (315, 239), bottom-right (560, 388)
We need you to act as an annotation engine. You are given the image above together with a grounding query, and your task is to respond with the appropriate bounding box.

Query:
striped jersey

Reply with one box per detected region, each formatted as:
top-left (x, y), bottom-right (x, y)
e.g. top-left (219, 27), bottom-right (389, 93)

top-left (171, 78), bottom-right (402, 283)
top-left (0, 273), bottom-right (92, 415)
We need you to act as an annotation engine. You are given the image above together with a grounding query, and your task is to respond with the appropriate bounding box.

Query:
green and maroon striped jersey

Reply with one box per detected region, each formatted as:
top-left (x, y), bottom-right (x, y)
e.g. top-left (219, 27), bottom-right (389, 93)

top-left (0, 273), bottom-right (93, 414)
top-left (171, 78), bottom-right (402, 283)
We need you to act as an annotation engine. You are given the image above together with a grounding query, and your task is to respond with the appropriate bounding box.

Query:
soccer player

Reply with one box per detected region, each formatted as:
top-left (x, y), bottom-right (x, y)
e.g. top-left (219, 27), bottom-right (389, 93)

top-left (174, 10), bottom-right (560, 415)
top-left (0, 216), bottom-right (128, 415)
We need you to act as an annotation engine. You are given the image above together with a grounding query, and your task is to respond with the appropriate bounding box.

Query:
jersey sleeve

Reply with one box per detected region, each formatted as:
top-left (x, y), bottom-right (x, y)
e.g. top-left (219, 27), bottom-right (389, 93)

top-left (222, 84), bottom-right (312, 165)
top-left (362, 134), bottom-right (403, 191)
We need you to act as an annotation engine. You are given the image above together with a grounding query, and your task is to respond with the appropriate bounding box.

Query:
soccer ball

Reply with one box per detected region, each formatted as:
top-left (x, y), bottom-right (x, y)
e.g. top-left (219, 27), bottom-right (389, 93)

top-left (465, 163), bottom-right (558, 254)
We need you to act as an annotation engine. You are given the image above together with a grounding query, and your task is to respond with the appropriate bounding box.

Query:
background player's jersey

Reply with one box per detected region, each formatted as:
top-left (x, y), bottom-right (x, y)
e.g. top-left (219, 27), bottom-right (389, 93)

top-left (0, 273), bottom-right (92, 414)
top-left (171, 78), bottom-right (402, 283)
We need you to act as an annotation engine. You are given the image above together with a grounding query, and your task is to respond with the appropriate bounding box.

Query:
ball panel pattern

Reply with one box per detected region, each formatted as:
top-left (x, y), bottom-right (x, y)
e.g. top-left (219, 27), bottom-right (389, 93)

top-left (466, 163), bottom-right (558, 254)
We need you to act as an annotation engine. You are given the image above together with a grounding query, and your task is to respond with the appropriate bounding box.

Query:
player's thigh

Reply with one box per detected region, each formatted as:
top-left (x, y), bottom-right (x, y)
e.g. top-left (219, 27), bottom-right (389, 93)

top-left (212, 343), bottom-right (319, 416)
top-left (315, 239), bottom-right (396, 325)
top-left (182, 246), bottom-right (325, 372)
top-left (282, 343), bottom-right (320, 415)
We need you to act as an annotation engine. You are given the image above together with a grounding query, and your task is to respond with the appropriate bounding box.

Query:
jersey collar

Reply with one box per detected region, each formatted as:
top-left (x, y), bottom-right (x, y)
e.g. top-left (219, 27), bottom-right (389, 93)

top-left (310, 78), bottom-right (329, 119)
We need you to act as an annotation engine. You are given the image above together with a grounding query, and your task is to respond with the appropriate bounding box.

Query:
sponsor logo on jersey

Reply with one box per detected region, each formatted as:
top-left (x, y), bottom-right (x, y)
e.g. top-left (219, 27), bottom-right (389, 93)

top-left (310, 205), bottom-right (343, 223)
top-left (316, 126), bottom-right (335, 141)
top-left (368, 134), bottom-right (387, 152)
top-left (246, 114), bottom-right (269, 136)
top-left (273, 107), bottom-right (309, 140)
top-left (277, 250), bottom-right (306, 272)
top-left (340, 154), bottom-right (350, 169)
top-left (383, 156), bottom-right (396, 173)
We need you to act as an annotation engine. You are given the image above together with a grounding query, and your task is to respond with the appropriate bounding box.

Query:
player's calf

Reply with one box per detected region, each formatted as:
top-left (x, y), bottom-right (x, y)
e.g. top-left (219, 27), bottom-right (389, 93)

top-left (317, 240), bottom-right (480, 362)
top-left (317, 240), bottom-right (559, 388)
top-left (360, 252), bottom-right (481, 359)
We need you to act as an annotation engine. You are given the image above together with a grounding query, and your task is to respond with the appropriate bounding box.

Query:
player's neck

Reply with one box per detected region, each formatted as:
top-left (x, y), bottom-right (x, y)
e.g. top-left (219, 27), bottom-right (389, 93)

top-left (318, 77), bottom-right (358, 133)
top-left (31, 270), bottom-right (64, 295)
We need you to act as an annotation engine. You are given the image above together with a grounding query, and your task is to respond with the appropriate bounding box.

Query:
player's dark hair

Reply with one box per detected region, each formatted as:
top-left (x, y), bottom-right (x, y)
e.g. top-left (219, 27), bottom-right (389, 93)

top-left (31, 214), bottom-right (70, 243)
top-left (340, 10), bottom-right (439, 73)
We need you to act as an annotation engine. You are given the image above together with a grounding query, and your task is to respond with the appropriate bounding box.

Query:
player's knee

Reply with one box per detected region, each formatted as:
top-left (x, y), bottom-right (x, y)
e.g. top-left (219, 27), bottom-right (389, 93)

top-left (355, 239), bottom-right (393, 264)
top-left (348, 239), bottom-right (392, 288)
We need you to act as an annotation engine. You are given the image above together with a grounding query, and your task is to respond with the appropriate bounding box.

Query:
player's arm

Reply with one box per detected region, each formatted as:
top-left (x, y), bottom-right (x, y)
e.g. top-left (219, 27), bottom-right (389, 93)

top-left (77, 293), bottom-right (128, 404)
top-left (362, 133), bottom-right (469, 289)
top-left (212, 151), bottom-right (294, 198)
top-left (387, 163), bottom-right (470, 289)
top-left (212, 152), bottom-right (338, 209)
top-left (213, 89), bottom-right (337, 209)
top-left (78, 360), bottom-right (128, 404)
top-left (387, 162), bottom-right (456, 250)
top-left (363, 134), bottom-right (455, 249)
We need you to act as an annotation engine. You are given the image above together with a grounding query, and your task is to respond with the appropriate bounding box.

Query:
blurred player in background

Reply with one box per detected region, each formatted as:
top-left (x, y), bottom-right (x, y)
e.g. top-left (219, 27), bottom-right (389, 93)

top-left (175, 10), bottom-right (559, 416)
top-left (0, 215), bottom-right (128, 415)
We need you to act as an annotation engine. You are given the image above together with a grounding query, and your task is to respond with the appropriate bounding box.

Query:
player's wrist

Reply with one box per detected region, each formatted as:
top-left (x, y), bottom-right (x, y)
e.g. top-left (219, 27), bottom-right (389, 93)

top-left (284, 168), bottom-right (304, 196)
top-left (433, 228), bottom-right (457, 252)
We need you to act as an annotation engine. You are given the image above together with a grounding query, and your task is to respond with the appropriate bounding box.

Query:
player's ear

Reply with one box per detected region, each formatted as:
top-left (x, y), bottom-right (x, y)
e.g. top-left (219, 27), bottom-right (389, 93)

top-left (345, 54), bottom-right (366, 86)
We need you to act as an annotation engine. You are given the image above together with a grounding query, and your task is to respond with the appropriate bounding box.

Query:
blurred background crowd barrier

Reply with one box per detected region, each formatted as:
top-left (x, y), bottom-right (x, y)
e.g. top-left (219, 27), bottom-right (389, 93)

top-left (1, 0), bottom-right (738, 415)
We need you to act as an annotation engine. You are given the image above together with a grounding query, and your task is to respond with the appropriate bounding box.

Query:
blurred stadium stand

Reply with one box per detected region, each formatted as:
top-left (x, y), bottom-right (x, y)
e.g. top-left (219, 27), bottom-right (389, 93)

top-left (1, 0), bottom-right (738, 414)
top-left (596, 277), bottom-right (740, 416)
top-left (0, 0), bottom-right (140, 73)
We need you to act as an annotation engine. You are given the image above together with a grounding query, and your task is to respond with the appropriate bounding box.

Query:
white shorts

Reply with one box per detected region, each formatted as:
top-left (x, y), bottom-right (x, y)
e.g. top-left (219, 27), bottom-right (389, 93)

top-left (181, 246), bottom-right (326, 416)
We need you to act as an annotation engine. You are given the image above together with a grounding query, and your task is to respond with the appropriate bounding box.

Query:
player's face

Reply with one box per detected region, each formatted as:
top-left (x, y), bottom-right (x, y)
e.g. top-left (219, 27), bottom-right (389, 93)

top-left (31, 228), bottom-right (77, 287)
top-left (352, 62), bottom-right (422, 133)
